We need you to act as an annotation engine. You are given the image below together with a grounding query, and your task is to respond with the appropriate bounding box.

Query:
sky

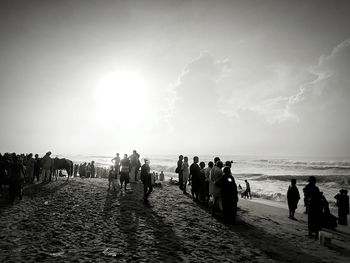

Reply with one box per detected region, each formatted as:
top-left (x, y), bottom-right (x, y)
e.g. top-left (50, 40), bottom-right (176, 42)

top-left (0, 0), bottom-right (350, 157)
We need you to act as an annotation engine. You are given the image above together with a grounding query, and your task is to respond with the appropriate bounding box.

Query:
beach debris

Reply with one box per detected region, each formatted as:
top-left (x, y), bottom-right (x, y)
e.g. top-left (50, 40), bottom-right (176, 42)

top-left (102, 248), bottom-right (123, 257)
top-left (44, 201), bottom-right (49, 205)
top-left (49, 251), bottom-right (65, 257)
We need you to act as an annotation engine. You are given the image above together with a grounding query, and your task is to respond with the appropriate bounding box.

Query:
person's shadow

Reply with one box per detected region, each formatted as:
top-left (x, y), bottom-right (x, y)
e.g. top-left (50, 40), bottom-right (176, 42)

top-left (118, 183), bottom-right (184, 261)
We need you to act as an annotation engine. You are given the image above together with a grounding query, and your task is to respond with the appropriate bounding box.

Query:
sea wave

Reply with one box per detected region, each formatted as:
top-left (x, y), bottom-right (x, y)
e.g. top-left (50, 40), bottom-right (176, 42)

top-left (262, 175), bottom-right (350, 186)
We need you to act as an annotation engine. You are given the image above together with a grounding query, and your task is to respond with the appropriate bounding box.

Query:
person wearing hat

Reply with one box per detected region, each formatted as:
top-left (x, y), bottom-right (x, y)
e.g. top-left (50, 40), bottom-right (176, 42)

top-left (334, 189), bottom-right (349, 225)
top-left (141, 158), bottom-right (153, 203)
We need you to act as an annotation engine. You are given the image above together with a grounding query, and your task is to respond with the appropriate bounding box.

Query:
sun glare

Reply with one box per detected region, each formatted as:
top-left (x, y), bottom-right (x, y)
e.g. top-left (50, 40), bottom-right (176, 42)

top-left (95, 70), bottom-right (156, 128)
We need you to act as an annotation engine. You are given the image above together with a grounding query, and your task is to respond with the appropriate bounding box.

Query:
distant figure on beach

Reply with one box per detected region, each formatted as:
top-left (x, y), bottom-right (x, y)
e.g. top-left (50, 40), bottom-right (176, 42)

top-left (306, 176), bottom-right (322, 239)
top-left (243, 180), bottom-right (252, 199)
top-left (221, 161), bottom-right (238, 223)
top-left (334, 189), bottom-right (349, 225)
top-left (141, 158), bottom-right (153, 203)
top-left (190, 156), bottom-right (201, 201)
top-left (108, 166), bottom-right (117, 191)
top-left (91, 161), bottom-right (95, 178)
top-left (86, 163), bottom-right (91, 178)
top-left (204, 161), bottom-right (213, 206)
top-left (211, 160), bottom-right (224, 216)
top-left (199, 162), bottom-right (207, 203)
top-left (73, 164), bottom-right (78, 177)
top-left (130, 150), bottom-right (141, 181)
top-left (111, 153), bottom-right (121, 175)
top-left (287, 179), bottom-right (300, 220)
top-left (120, 154), bottom-right (130, 191)
top-left (181, 156), bottom-right (190, 193)
top-left (176, 155), bottom-right (184, 190)
top-left (41, 151), bottom-right (52, 182)
top-left (24, 153), bottom-right (34, 183)
top-left (160, 171), bottom-right (165, 181)
top-left (8, 154), bottom-right (25, 202)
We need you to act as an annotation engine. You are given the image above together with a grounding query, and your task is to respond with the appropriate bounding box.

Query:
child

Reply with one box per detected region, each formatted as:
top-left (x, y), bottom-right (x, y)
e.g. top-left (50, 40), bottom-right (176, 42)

top-left (334, 189), bottom-right (349, 225)
top-left (287, 178), bottom-right (300, 220)
top-left (108, 166), bottom-right (116, 191)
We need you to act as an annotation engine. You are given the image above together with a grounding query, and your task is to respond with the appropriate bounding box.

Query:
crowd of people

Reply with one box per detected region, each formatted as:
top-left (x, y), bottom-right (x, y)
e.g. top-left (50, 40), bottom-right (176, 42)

top-left (286, 176), bottom-right (349, 239)
top-left (176, 155), bottom-right (239, 223)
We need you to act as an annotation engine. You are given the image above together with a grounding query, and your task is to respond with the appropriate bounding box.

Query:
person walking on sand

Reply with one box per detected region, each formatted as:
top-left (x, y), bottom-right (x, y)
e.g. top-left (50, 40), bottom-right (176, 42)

top-left (190, 156), bottom-right (201, 201)
top-left (141, 158), bottom-right (153, 203)
top-left (334, 189), bottom-right (349, 225)
top-left (287, 179), bottom-right (300, 220)
top-left (181, 156), bottom-right (190, 194)
top-left (120, 154), bottom-right (130, 191)
top-left (176, 155), bottom-right (184, 190)
top-left (244, 179), bottom-right (252, 199)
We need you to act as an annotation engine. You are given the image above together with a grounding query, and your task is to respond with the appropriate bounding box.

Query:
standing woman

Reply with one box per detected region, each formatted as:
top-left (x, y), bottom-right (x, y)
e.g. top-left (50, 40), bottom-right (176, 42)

top-left (181, 156), bottom-right (190, 194)
top-left (287, 178), bottom-right (300, 220)
top-left (120, 154), bottom-right (130, 191)
top-left (221, 161), bottom-right (238, 223)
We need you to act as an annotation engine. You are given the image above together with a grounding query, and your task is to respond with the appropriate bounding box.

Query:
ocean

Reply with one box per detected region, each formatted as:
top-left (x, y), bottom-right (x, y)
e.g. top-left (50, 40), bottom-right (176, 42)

top-left (61, 154), bottom-right (350, 205)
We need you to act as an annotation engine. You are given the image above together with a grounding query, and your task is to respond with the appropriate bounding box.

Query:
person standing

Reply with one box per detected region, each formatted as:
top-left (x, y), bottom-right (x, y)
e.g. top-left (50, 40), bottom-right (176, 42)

top-left (244, 180), bottom-right (252, 199)
top-left (334, 189), bottom-right (349, 225)
top-left (287, 179), bottom-right (300, 220)
top-left (141, 158), bottom-right (153, 203)
top-left (176, 155), bottom-right (184, 190)
top-left (25, 153), bottom-right (35, 183)
top-left (181, 156), bottom-right (190, 194)
top-left (120, 154), bottom-right (130, 191)
top-left (91, 161), bottom-right (96, 178)
top-left (41, 152), bottom-right (53, 182)
top-left (190, 156), bottom-right (201, 201)
top-left (221, 161), bottom-right (238, 223)
top-left (33, 154), bottom-right (41, 182)
top-left (306, 176), bottom-right (322, 239)
top-left (108, 166), bottom-right (117, 191)
top-left (211, 160), bottom-right (224, 216)
top-left (204, 161), bottom-right (214, 205)
top-left (130, 150), bottom-right (140, 181)
top-left (9, 154), bottom-right (25, 202)
top-left (111, 153), bottom-right (121, 174)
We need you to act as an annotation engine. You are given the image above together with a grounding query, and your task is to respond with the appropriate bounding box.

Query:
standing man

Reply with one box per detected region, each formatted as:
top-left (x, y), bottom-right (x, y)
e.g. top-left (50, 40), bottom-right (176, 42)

top-left (111, 153), bottom-right (121, 175)
top-left (190, 156), bottom-right (201, 202)
top-left (130, 150), bottom-right (140, 182)
top-left (176, 155), bottom-right (184, 190)
top-left (244, 179), bottom-right (252, 199)
top-left (41, 152), bottom-right (53, 182)
top-left (120, 154), bottom-right (130, 191)
top-left (141, 158), bottom-right (153, 203)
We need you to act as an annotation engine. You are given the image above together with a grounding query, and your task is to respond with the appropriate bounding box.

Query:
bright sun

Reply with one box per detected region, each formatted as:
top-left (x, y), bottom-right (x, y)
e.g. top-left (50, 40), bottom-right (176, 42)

top-left (95, 70), bottom-right (155, 128)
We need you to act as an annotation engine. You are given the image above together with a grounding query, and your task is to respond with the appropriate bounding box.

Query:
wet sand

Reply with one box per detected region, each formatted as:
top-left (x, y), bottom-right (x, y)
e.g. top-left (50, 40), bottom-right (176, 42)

top-left (0, 178), bottom-right (349, 262)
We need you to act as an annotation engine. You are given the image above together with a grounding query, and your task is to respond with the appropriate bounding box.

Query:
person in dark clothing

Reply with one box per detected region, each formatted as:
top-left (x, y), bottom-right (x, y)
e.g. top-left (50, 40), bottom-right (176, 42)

top-left (220, 161), bottom-right (238, 224)
top-left (9, 154), bottom-right (25, 203)
top-left (303, 177), bottom-right (318, 214)
top-left (120, 154), bottom-right (130, 191)
top-left (190, 156), bottom-right (201, 201)
top-left (306, 176), bottom-right (322, 238)
top-left (334, 189), bottom-right (349, 225)
top-left (199, 161), bottom-right (206, 203)
top-left (287, 178), bottom-right (300, 220)
top-left (176, 155), bottom-right (184, 190)
top-left (141, 159), bottom-right (153, 203)
top-left (33, 154), bottom-right (41, 182)
top-left (320, 192), bottom-right (337, 230)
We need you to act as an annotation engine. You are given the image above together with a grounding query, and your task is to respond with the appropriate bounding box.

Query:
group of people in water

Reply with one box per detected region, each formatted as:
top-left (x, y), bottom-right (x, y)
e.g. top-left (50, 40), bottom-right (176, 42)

top-left (286, 176), bottom-right (349, 239)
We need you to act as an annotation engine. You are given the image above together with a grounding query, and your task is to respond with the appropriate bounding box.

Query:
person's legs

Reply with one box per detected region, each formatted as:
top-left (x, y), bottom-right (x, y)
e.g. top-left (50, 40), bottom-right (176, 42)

top-left (179, 172), bottom-right (183, 190)
top-left (183, 180), bottom-right (187, 193)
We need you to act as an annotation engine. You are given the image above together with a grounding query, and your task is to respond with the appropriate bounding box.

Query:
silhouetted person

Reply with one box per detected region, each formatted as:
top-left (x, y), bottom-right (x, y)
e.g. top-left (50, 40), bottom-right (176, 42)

top-left (91, 161), bottom-right (95, 178)
top-left (303, 176), bottom-right (318, 214)
top-left (176, 155), bottom-right (184, 190)
top-left (120, 154), bottom-right (130, 191)
top-left (334, 189), bottom-right (349, 225)
top-left (25, 153), bottom-right (35, 183)
top-left (33, 154), bottom-right (41, 182)
top-left (159, 171), bottom-right (165, 181)
top-left (41, 151), bottom-right (52, 182)
top-left (130, 150), bottom-right (140, 181)
top-left (320, 192), bottom-right (337, 230)
top-left (141, 159), bottom-right (153, 203)
top-left (238, 184), bottom-right (242, 190)
top-left (199, 161), bottom-right (206, 203)
top-left (9, 154), bottom-right (25, 203)
top-left (111, 153), bottom-right (121, 175)
top-left (287, 178), bottom-right (300, 220)
top-left (306, 176), bottom-right (322, 239)
top-left (244, 179), bottom-right (252, 199)
top-left (221, 161), bottom-right (238, 223)
top-left (190, 156), bottom-right (201, 201)
top-left (182, 156), bottom-right (189, 193)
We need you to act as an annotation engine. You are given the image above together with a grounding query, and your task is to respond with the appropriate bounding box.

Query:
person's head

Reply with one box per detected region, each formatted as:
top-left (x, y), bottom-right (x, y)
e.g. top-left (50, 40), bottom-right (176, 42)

top-left (11, 153), bottom-right (17, 163)
top-left (308, 176), bottom-right (316, 185)
top-left (199, 162), bottom-right (205, 169)
top-left (124, 154), bottom-right (128, 158)
top-left (35, 154), bottom-right (38, 158)
top-left (225, 161), bottom-right (232, 168)
top-left (291, 178), bottom-right (296, 185)
top-left (208, 161), bottom-right (214, 168)
top-left (133, 150), bottom-right (136, 154)
top-left (193, 156), bottom-right (199, 163)
top-left (179, 155), bottom-right (183, 160)
top-left (92, 161), bottom-right (94, 164)
top-left (116, 153), bottom-right (119, 156)
top-left (216, 161), bottom-right (223, 169)
top-left (161, 171), bottom-right (163, 174)
top-left (47, 151), bottom-right (51, 156)
top-left (245, 179), bottom-right (247, 183)
top-left (214, 157), bottom-right (220, 164)
top-left (110, 165), bottom-right (114, 170)
top-left (28, 153), bottom-right (32, 158)
top-left (184, 156), bottom-right (188, 162)
top-left (144, 158), bottom-right (150, 165)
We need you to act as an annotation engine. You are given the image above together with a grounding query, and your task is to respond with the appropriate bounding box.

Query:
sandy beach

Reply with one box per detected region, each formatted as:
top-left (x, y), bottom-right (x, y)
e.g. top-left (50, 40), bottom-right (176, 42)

top-left (0, 178), bottom-right (349, 262)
